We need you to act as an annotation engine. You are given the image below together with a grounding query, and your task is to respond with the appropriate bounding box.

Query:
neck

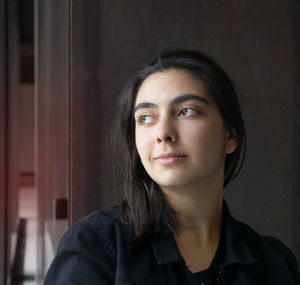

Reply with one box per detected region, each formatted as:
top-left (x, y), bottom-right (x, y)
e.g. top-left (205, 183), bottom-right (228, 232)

top-left (161, 180), bottom-right (223, 242)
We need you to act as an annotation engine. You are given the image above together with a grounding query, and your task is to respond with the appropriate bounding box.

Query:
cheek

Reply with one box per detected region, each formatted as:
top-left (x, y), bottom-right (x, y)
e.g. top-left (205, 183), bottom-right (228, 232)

top-left (135, 129), bottom-right (151, 162)
top-left (182, 120), bottom-right (227, 151)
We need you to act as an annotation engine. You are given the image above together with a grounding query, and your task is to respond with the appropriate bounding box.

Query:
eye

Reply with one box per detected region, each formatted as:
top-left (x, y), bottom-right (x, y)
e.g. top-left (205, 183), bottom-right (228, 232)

top-left (136, 114), bottom-right (155, 125)
top-left (179, 107), bottom-right (198, 117)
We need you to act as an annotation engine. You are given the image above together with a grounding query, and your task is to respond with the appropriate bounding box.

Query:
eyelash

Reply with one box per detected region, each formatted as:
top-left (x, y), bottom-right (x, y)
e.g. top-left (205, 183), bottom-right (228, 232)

top-left (135, 107), bottom-right (200, 125)
top-left (136, 114), bottom-right (155, 125)
top-left (179, 107), bottom-right (199, 117)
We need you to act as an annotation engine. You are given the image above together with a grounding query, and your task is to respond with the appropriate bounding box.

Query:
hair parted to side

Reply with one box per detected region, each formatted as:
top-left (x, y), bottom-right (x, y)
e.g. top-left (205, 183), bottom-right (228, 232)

top-left (111, 47), bottom-right (246, 242)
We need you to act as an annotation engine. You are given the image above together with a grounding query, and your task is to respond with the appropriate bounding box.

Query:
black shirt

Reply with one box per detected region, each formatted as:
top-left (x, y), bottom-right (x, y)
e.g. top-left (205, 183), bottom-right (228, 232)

top-left (44, 201), bottom-right (299, 284)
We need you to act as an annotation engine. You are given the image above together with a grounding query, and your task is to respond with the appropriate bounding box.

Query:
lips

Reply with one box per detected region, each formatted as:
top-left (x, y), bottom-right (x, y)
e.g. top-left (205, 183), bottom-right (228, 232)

top-left (155, 153), bottom-right (186, 165)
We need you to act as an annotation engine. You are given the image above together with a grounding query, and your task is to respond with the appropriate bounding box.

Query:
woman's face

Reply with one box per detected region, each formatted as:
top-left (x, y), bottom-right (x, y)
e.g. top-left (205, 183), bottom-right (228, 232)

top-left (134, 69), bottom-right (237, 190)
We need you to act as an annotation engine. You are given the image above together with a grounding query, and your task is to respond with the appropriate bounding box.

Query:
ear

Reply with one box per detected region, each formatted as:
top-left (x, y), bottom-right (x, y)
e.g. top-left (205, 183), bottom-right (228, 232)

top-left (225, 128), bottom-right (238, 154)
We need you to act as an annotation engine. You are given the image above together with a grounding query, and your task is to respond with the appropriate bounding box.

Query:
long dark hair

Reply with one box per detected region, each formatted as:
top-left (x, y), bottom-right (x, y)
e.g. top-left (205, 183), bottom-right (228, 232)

top-left (111, 48), bottom-right (246, 242)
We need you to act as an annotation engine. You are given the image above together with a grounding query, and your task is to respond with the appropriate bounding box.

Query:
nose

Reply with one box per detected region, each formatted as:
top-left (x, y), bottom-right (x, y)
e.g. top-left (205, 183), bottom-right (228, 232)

top-left (155, 116), bottom-right (178, 143)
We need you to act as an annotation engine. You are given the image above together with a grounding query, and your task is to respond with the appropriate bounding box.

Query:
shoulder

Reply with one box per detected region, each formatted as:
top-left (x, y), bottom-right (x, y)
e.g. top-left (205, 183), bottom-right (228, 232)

top-left (235, 219), bottom-right (299, 278)
top-left (70, 209), bottom-right (131, 236)
top-left (64, 209), bottom-right (132, 258)
top-left (44, 209), bottom-right (132, 284)
top-left (76, 209), bottom-right (124, 236)
top-left (235, 219), bottom-right (295, 258)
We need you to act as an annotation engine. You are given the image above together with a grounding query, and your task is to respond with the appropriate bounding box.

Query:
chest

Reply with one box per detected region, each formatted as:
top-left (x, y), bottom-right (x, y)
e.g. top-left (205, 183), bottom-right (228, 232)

top-left (114, 245), bottom-right (296, 285)
top-left (173, 233), bottom-right (220, 273)
top-left (115, 263), bottom-right (293, 285)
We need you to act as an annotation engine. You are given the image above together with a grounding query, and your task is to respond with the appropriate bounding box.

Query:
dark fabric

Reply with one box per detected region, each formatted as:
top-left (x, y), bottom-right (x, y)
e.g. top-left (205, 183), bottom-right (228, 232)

top-left (44, 201), bottom-right (300, 284)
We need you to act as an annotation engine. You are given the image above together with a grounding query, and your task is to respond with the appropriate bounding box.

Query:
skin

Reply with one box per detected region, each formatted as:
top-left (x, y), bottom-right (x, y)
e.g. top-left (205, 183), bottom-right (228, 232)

top-left (134, 69), bottom-right (237, 272)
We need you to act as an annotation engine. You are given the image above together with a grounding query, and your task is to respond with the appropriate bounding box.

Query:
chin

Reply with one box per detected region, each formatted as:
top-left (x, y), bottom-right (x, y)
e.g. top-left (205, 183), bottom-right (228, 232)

top-left (154, 177), bottom-right (190, 189)
top-left (150, 169), bottom-right (192, 188)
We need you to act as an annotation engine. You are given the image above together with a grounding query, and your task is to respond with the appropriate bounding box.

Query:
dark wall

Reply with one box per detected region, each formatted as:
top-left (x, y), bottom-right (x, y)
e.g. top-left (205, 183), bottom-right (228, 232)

top-left (292, 0), bottom-right (300, 262)
top-left (71, 0), bottom-right (299, 261)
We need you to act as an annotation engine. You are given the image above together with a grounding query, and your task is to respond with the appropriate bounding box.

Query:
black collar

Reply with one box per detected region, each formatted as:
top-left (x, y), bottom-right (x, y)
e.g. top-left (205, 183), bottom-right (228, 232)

top-left (150, 200), bottom-right (257, 266)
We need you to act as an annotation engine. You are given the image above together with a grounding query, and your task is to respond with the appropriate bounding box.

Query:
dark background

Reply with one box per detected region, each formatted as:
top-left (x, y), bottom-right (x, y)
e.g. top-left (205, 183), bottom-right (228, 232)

top-left (70, 0), bottom-right (300, 261)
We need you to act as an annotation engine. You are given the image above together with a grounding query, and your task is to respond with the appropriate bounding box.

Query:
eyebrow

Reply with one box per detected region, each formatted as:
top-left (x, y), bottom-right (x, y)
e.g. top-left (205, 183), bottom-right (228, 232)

top-left (134, 93), bottom-right (210, 114)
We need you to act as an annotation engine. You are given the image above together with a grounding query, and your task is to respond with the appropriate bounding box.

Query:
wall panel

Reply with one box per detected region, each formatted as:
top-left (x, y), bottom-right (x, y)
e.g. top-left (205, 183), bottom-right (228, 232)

top-left (0, 0), bottom-right (7, 282)
top-left (35, 0), bottom-right (69, 279)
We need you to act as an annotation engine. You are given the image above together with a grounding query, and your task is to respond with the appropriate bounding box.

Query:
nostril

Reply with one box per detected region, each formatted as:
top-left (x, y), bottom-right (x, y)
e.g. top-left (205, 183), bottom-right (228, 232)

top-left (156, 134), bottom-right (176, 143)
top-left (166, 135), bottom-right (173, 142)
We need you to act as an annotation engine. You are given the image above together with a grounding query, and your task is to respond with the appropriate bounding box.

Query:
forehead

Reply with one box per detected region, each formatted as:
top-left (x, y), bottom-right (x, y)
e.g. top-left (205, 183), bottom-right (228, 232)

top-left (135, 69), bottom-right (211, 105)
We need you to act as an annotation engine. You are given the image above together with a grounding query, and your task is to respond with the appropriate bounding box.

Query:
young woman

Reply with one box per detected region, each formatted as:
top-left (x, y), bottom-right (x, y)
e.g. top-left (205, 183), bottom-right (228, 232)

top-left (44, 48), bottom-right (299, 284)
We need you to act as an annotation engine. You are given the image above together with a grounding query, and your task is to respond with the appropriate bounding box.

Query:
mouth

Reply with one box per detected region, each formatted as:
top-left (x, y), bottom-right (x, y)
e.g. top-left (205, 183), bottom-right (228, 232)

top-left (155, 153), bottom-right (187, 165)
